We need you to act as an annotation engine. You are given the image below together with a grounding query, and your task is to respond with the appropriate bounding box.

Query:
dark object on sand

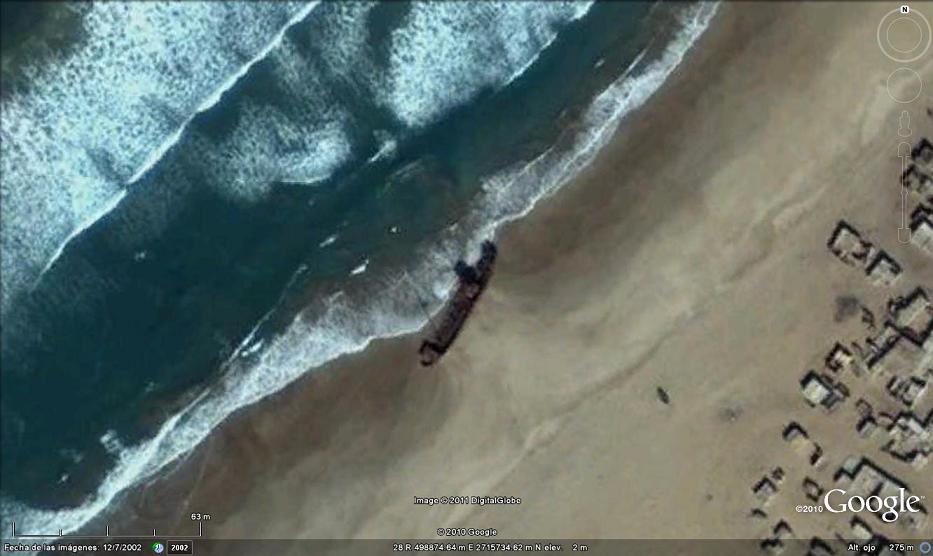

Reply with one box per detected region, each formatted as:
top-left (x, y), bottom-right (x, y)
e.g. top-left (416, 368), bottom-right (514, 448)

top-left (833, 294), bottom-right (860, 323)
top-left (419, 241), bottom-right (497, 366)
top-left (656, 387), bottom-right (670, 405)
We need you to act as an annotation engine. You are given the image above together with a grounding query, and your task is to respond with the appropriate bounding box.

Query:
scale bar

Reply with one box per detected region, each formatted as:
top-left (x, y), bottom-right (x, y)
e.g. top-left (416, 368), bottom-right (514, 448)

top-left (10, 520), bottom-right (203, 539)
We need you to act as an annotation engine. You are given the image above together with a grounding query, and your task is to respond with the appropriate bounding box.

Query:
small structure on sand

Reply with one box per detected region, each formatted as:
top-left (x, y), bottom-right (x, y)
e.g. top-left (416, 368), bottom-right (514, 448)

top-left (866, 252), bottom-right (901, 287)
top-left (752, 476), bottom-right (778, 505)
top-left (911, 218), bottom-right (933, 255)
top-left (828, 221), bottom-right (873, 266)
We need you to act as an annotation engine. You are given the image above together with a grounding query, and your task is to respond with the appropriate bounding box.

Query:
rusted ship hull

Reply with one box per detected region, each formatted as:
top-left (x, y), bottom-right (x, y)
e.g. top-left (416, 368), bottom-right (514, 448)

top-left (419, 241), bottom-right (497, 366)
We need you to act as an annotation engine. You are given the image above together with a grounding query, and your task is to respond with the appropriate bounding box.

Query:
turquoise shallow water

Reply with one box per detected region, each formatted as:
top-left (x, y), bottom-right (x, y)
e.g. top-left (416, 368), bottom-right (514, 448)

top-left (0, 0), bottom-right (704, 536)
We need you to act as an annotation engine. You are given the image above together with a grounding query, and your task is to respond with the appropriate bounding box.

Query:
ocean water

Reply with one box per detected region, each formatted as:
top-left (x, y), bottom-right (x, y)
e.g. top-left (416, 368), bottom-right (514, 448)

top-left (0, 1), bottom-right (718, 537)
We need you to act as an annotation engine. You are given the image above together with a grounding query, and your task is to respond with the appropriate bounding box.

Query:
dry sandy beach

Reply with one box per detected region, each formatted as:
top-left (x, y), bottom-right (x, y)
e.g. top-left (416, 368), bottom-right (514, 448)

top-left (115, 2), bottom-right (932, 553)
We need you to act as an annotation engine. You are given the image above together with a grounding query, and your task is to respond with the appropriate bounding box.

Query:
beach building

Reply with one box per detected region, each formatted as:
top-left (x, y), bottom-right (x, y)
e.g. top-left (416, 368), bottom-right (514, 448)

top-left (760, 520), bottom-right (794, 555)
top-left (857, 414), bottom-right (878, 439)
top-left (883, 411), bottom-right (932, 469)
top-left (865, 252), bottom-right (901, 287)
top-left (760, 539), bottom-right (785, 555)
top-left (869, 336), bottom-right (923, 381)
top-left (877, 411), bottom-right (897, 430)
top-left (866, 323), bottom-right (903, 365)
top-left (807, 538), bottom-right (834, 556)
top-left (828, 221), bottom-right (873, 266)
top-left (809, 443), bottom-right (825, 468)
top-left (802, 477), bottom-right (822, 501)
top-left (800, 371), bottom-right (835, 409)
top-left (912, 138), bottom-right (933, 174)
top-left (753, 476), bottom-right (778, 505)
top-left (782, 422), bottom-right (822, 465)
top-left (773, 520), bottom-right (793, 541)
top-left (783, 421), bottom-right (808, 442)
top-left (825, 343), bottom-right (854, 373)
top-left (890, 287), bottom-right (933, 342)
top-left (909, 212), bottom-right (933, 256)
top-left (902, 164), bottom-right (933, 197)
top-left (770, 466), bottom-right (785, 483)
top-left (890, 376), bottom-right (927, 407)
top-left (761, 519), bottom-right (794, 554)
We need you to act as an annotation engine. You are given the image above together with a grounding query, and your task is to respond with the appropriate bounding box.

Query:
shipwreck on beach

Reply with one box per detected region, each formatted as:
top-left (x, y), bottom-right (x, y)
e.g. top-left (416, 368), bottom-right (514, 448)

top-left (419, 241), bottom-right (498, 366)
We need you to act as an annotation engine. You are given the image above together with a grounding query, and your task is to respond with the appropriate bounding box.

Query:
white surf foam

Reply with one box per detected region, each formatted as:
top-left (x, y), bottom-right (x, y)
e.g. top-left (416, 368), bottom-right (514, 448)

top-left (191, 104), bottom-right (353, 201)
top-left (126, 2), bottom-right (323, 187)
top-left (368, 133), bottom-right (399, 164)
top-left (1, 2), bottom-right (718, 541)
top-left (350, 259), bottom-right (369, 276)
top-left (1, 2), bottom-right (317, 315)
top-left (384, 1), bottom-right (595, 127)
top-left (231, 315), bottom-right (272, 363)
top-left (241, 340), bottom-right (265, 358)
top-left (98, 431), bottom-right (124, 457)
top-left (319, 234), bottom-right (339, 248)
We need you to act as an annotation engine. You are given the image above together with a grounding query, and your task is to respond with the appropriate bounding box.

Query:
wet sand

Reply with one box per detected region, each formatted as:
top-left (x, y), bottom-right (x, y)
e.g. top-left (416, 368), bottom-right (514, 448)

top-left (114, 2), bottom-right (932, 553)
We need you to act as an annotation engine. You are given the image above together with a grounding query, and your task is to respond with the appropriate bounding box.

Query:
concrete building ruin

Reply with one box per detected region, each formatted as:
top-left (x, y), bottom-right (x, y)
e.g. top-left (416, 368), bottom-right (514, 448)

top-left (910, 215), bottom-right (933, 256)
top-left (889, 287), bottom-right (933, 342)
top-left (883, 411), bottom-right (932, 469)
top-left (801, 372), bottom-right (833, 407)
top-left (753, 476), bottom-right (779, 505)
top-left (828, 221), bottom-right (873, 266)
top-left (912, 137), bottom-right (933, 175)
top-left (800, 370), bottom-right (849, 412)
top-left (866, 253), bottom-right (901, 287)
top-left (902, 163), bottom-right (933, 198)
top-left (826, 221), bottom-right (901, 285)
top-left (760, 520), bottom-right (794, 555)
top-left (825, 343), bottom-right (854, 373)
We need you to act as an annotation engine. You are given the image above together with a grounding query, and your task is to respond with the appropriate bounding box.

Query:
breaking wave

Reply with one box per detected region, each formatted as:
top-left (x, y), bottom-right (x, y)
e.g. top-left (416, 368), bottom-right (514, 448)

top-left (383, 1), bottom-right (594, 127)
top-left (0, 2), bottom-right (317, 316)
